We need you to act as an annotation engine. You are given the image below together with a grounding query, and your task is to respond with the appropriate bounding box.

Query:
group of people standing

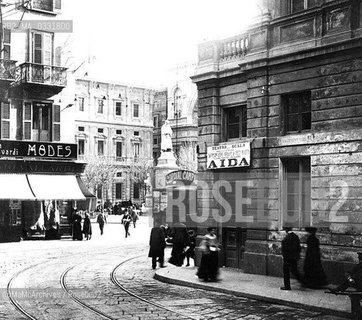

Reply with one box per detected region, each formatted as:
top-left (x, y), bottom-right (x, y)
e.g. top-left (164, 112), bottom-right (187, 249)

top-left (71, 209), bottom-right (92, 241)
top-left (281, 226), bottom-right (327, 290)
top-left (148, 224), bottom-right (220, 282)
top-left (121, 206), bottom-right (139, 238)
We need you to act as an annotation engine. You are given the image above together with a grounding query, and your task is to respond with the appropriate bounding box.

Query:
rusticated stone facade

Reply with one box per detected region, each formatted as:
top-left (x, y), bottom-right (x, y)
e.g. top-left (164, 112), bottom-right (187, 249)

top-left (192, 0), bottom-right (362, 283)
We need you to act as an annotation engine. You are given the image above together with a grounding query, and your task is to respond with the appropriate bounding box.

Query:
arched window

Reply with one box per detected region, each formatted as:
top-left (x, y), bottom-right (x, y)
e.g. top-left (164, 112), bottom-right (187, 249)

top-left (173, 88), bottom-right (182, 118)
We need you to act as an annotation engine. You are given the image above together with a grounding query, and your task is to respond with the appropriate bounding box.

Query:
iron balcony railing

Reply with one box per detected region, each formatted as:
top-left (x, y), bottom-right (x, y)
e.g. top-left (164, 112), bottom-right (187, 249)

top-left (19, 62), bottom-right (67, 87)
top-left (0, 59), bottom-right (18, 81)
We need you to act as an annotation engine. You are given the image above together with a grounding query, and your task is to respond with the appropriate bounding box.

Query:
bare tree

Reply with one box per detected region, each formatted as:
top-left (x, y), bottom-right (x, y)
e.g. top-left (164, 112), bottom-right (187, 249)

top-left (82, 157), bottom-right (118, 201)
top-left (177, 142), bottom-right (197, 172)
top-left (126, 158), bottom-right (152, 201)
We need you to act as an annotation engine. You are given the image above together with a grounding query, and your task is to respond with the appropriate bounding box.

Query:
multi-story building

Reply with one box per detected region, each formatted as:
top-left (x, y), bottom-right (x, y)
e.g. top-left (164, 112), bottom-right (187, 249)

top-left (0, 0), bottom-right (92, 242)
top-left (153, 63), bottom-right (198, 170)
top-left (192, 0), bottom-right (362, 283)
top-left (62, 77), bottom-right (154, 205)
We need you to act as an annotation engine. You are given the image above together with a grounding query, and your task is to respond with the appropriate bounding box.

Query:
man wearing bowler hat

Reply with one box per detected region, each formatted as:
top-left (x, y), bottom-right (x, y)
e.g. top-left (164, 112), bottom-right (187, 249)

top-left (280, 226), bottom-right (302, 290)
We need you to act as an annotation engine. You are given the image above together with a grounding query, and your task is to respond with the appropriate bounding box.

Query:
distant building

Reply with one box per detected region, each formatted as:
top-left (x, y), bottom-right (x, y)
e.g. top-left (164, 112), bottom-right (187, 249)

top-left (192, 0), bottom-right (362, 283)
top-left (62, 77), bottom-right (154, 205)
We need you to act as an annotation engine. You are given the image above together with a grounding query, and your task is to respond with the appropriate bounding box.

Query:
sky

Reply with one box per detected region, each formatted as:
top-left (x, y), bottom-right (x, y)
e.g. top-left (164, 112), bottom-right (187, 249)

top-left (62, 0), bottom-right (260, 87)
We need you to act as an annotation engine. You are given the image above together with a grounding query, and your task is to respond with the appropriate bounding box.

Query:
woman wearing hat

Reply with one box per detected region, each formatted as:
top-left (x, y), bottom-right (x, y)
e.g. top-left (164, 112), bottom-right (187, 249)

top-left (197, 227), bottom-right (220, 282)
top-left (303, 227), bottom-right (327, 288)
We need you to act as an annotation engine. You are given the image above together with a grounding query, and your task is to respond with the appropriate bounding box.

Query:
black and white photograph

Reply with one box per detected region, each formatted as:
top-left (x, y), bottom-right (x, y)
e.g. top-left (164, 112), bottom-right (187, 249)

top-left (0, 0), bottom-right (361, 319)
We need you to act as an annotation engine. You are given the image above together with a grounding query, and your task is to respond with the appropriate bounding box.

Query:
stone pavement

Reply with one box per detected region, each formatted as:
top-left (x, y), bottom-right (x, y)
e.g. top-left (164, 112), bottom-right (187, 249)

top-left (155, 264), bottom-right (351, 319)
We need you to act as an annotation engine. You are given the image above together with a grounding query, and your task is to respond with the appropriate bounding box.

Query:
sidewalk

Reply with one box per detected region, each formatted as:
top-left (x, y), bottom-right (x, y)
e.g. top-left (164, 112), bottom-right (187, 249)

top-left (155, 264), bottom-right (351, 318)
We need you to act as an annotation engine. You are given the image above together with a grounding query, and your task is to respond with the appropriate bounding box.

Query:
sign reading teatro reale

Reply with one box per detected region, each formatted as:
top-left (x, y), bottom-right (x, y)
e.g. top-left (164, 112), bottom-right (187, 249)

top-left (207, 142), bottom-right (250, 169)
top-left (0, 140), bottom-right (77, 160)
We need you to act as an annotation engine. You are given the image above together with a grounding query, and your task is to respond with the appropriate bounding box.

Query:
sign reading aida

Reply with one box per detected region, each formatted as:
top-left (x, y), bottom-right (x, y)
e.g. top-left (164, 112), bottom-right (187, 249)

top-left (166, 170), bottom-right (196, 185)
top-left (207, 142), bottom-right (251, 169)
top-left (0, 140), bottom-right (77, 160)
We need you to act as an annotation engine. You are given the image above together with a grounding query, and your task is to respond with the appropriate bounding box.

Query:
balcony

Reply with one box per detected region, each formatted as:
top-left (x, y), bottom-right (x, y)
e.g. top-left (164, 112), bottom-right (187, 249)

top-left (19, 62), bottom-right (66, 86)
top-left (0, 59), bottom-right (17, 82)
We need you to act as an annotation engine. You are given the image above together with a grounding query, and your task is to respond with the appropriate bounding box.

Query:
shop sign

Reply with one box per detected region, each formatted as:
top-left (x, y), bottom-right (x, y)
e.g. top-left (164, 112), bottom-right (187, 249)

top-left (207, 142), bottom-right (251, 169)
top-left (166, 170), bottom-right (195, 185)
top-left (0, 140), bottom-right (77, 160)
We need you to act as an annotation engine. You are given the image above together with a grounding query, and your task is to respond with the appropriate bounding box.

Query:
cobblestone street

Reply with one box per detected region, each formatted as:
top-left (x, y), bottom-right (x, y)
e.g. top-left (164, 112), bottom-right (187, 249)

top-left (0, 216), bottom-right (348, 320)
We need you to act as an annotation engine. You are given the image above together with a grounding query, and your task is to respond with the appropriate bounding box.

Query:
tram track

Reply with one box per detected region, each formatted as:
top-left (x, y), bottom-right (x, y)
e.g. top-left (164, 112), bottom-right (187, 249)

top-left (6, 262), bottom-right (44, 320)
top-left (110, 255), bottom-right (197, 320)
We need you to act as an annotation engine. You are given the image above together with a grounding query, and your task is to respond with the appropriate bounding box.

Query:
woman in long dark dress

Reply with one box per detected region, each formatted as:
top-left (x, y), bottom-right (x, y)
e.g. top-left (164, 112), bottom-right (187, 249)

top-left (197, 227), bottom-right (220, 282)
top-left (72, 210), bottom-right (83, 241)
top-left (168, 222), bottom-right (189, 267)
top-left (82, 212), bottom-right (92, 240)
top-left (303, 227), bottom-right (327, 288)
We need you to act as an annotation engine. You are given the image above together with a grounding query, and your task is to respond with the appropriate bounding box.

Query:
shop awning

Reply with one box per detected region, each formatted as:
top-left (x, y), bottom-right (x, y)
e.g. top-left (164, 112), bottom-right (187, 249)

top-left (0, 174), bottom-right (36, 200)
top-left (76, 176), bottom-right (96, 198)
top-left (27, 174), bottom-right (86, 200)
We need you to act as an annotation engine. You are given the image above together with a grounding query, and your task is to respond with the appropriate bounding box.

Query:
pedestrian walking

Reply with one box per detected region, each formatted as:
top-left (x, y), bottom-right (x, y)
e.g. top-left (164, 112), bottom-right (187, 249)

top-left (185, 229), bottom-right (196, 267)
top-left (97, 210), bottom-right (107, 235)
top-left (131, 208), bottom-right (139, 228)
top-left (168, 222), bottom-right (189, 267)
top-left (82, 212), bottom-right (92, 240)
top-left (303, 227), bottom-right (327, 288)
top-left (122, 209), bottom-right (132, 238)
top-left (148, 225), bottom-right (167, 269)
top-left (280, 226), bottom-right (302, 290)
top-left (197, 227), bottom-right (220, 282)
top-left (72, 209), bottom-right (83, 241)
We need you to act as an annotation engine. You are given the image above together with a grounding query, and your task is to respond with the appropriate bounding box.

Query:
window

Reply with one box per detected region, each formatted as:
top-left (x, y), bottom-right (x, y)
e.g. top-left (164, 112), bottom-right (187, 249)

top-left (288, 0), bottom-right (317, 14)
top-left (97, 140), bottom-right (104, 156)
top-left (282, 157), bottom-right (311, 229)
top-left (98, 128), bottom-right (104, 133)
top-left (23, 102), bottom-right (32, 140)
top-left (115, 183), bottom-right (123, 199)
top-left (1, 102), bottom-right (10, 139)
top-left (97, 99), bottom-right (104, 114)
top-left (134, 131), bottom-right (139, 136)
top-left (134, 143), bottom-right (140, 158)
top-left (153, 138), bottom-right (158, 145)
top-left (78, 126), bottom-right (84, 132)
top-left (32, 31), bottom-right (53, 65)
top-left (133, 104), bottom-right (139, 117)
top-left (115, 101), bottom-right (122, 116)
top-left (116, 129), bottom-right (122, 135)
top-left (78, 97), bottom-right (84, 112)
top-left (133, 183), bottom-right (140, 199)
top-left (116, 172), bottom-right (122, 177)
top-left (283, 91), bottom-right (311, 133)
top-left (96, 185), bottom-right (102, 199)
top-left (224, 106), bottom-right (247, 140)
top-left (52, 104), bottom-right (60, 141)
top-left (116, 142), bottom-right (122, 158)
top-left (153, 115), bottom-right (158, 128)
top-left (78, 139), bottom-right (85, 156)
top-left (3, 29), bottom-right (11, 60)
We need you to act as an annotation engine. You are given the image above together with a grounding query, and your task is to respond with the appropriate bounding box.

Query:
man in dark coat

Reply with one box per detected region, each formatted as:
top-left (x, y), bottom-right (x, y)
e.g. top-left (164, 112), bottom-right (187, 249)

top-left (148, 226), bottom-right (167, 269)
top-left (281, 226), bottom-right (302, 290)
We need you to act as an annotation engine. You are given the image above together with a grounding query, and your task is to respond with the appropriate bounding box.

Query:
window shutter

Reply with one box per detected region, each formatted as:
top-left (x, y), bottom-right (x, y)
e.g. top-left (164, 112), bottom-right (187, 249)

top-left (1, 102), bottom-right (10, 139)
top-left (3, 29), bottom-right (11, 60)
top-left (53, 104), bottom-right (60, 141)
top-left (33, 33), bottom-right (42, 64)
top-left (23, 102), bottom-right (32, 140)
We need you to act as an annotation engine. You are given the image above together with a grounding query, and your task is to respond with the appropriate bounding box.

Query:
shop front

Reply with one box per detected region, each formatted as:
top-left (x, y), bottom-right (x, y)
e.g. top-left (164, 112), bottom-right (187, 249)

top-left (0, 140), bottom-right (93, 242)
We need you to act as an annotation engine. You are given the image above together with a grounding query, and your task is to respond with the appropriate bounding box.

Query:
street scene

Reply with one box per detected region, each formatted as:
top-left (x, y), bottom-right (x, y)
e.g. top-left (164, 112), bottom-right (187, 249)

top-left (1, 0), bottom-right (362, 319)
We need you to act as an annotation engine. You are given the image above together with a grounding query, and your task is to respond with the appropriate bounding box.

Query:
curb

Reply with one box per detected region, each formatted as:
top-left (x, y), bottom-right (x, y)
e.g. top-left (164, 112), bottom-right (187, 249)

top-left (154, 272), bottom-right (350, 319)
